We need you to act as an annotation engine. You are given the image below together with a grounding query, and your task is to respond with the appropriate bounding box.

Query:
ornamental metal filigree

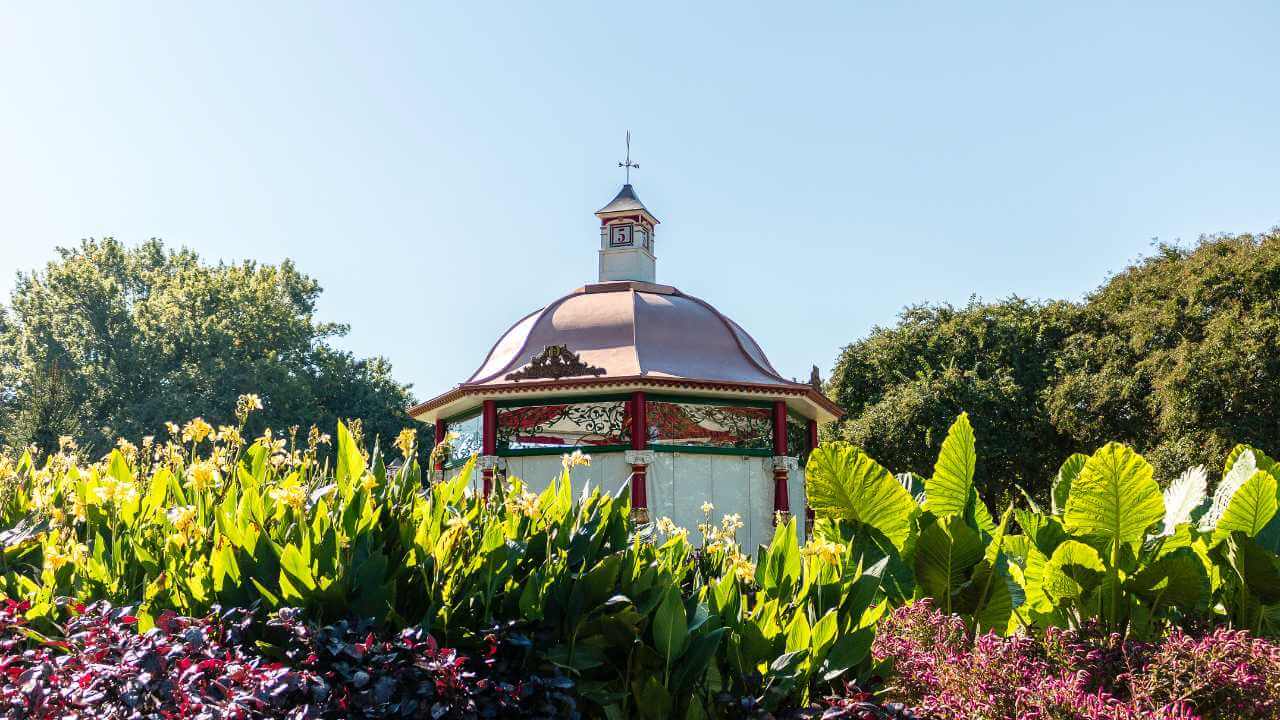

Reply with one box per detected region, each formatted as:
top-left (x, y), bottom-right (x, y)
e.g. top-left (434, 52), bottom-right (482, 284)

top-left (504, 345), bottom-right (606, 382)
top-left (497, 401), bottom-right (630, 450)
top-left (787, 414), bottom-right (811, 464)
top-left (647, 401), bottom-right (773, 450)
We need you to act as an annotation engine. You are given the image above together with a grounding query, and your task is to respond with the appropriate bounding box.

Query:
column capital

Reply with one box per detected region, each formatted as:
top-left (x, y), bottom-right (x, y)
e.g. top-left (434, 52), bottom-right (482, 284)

top-left (625, 449), bottom-right (657, 466)
top-left (771, 455), bottom-right (798, 472)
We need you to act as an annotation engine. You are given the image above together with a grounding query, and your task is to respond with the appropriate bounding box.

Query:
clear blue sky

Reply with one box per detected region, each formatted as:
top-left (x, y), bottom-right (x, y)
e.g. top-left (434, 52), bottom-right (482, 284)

top-left (2, 3), bottom-right (1277, 403)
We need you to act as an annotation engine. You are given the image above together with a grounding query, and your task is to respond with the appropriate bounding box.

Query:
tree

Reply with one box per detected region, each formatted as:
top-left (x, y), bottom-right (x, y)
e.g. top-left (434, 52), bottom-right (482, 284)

top-left (828, 297), bottom-right (1081, 502)
top-left (1046, 229), bottom-right (1280, 478)
top-left (827, 228), bottom-right (1280, 501)
top-left (0, 238), bottom-right (416, 454)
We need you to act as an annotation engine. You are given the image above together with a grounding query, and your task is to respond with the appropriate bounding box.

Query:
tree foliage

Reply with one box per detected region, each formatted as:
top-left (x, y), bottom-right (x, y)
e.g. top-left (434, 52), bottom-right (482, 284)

top-left (828, 228), bottom-right (1280, 499)
top-left (828, 297), bottom-right (1080, 501)
top-left (0, 237), bottom-right (414, 453)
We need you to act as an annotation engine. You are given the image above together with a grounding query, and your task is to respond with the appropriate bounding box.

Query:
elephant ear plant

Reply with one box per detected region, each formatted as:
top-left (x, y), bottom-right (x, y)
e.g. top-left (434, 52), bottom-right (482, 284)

top-left (807, 413), bottom-right (1280, 640)
top-left (1007, 442), bottom-right (1280, 638)
top-left (806, 414), bottom-right (1020, 636)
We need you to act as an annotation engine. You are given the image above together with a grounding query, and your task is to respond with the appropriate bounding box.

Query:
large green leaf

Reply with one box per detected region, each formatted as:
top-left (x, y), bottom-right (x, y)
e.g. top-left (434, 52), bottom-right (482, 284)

top-left (1042, 539), bottom-right (1105, 601)
top-left (652, 586), bottom-right (689, 664)
top-left (335, 420), bottom-right (366, 495)
top-left (760, 516), bottom-right (801, 597)
top-left (819, 627), bottom-right (873, 682)
top-left (914, 515), bottom-right (984, 606)
top-left (806, 443), bottom-right (916, 551)
top-left (1222, 533), bottom-right (1280, 605)
top-left (1063, 443), bottom-right (1163, 544)
top-left (958, 557), bottom-right (1015, 635)
top-left (1128, 547), bottom-right (1209, 610)
top-left (669, 627), bottom-right (726, 694)
top-left (1052, 453), bottom-right (1089, 516)
top-left (1202, 449), bottom-right (1257, 532)
top-left (1212, 470), bottom-right (1278, 545)
top-left (923, 413), bottom-right (976, 518)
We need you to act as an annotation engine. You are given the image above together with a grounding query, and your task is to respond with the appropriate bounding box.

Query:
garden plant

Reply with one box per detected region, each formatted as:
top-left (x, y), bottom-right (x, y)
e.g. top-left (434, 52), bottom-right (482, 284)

top-left (0, 401), bottom-right (1278, 718)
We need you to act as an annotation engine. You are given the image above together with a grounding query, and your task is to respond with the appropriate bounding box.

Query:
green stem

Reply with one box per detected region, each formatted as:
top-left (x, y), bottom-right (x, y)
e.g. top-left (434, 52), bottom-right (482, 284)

top-left (1109, 538), bottom-right (1120, 632)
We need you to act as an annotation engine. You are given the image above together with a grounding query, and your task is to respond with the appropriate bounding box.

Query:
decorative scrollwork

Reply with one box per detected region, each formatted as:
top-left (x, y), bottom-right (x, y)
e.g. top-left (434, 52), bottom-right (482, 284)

top-left (497, 401), bottom-right (630, 450)
top-left (647, 401), bottom-right (773, 450)
top-left (505, 345), bottom-right (606, 382)
top-left (787, 414), bottom-right (811, 463)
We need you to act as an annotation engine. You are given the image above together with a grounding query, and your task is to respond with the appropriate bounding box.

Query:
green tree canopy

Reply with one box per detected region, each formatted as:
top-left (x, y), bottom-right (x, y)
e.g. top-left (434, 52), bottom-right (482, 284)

top-left (0, 238), bottom-right (415, 454)
top-left (1047, 230), bottom-right (1280, 476)
top-left (827, 228), bottom-right (1280, 501)
top-left (828, 297), bottom-right (1081, 502)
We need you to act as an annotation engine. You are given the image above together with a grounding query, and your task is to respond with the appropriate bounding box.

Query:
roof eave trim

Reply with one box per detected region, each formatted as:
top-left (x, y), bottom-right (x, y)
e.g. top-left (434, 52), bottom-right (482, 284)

top-left (408, 376), bottom-right (843, 422)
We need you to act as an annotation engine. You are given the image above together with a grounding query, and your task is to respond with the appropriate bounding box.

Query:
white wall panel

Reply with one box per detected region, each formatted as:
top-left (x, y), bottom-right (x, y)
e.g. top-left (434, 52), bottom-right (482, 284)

top-left (648, 451), bottom-right (677, 524)
top-left (444, 451), bottom-right (800, 550)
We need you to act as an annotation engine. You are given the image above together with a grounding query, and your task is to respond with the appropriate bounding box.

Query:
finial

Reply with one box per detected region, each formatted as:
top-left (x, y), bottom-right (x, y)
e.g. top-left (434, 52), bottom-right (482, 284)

top-left (618, 130), bottom-right (639, 184)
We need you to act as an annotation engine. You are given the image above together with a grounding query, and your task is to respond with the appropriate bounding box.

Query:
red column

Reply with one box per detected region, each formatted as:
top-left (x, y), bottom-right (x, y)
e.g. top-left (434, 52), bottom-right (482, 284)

top-left (629, 392), bottom-right (649, 522)
top-left (630, 391), bottom-right (647, 451)
top-left (433, 418), bottom-right (447, 477)
top-left (481, 400), bottom-right (497, 497)
top-left (805, 419), bottom-right (818, 534)
top-left (772, 401), bottom-right (790, 522)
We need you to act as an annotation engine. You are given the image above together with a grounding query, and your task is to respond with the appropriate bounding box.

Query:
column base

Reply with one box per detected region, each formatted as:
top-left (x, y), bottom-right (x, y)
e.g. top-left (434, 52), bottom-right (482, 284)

top-left (477, 455), bottom-right (501, 497)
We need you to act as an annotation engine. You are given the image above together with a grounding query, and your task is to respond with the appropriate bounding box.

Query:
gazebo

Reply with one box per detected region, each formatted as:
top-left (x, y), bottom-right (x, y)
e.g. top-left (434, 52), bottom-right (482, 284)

top-left (410, 181), bottom-right (839, 548)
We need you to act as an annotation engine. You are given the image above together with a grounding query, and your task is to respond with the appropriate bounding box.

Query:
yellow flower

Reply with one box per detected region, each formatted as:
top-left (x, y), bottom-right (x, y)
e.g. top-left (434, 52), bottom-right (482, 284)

top-left (45, 538), bottom-right (87, 572)
top-left (165, 421), bottom-right (181, 438)
top-left (561, 450), bottom-right (591, 471)
top-left (721, 513), bottom-right (744, 535)
top-left (801, 538), bottom-right (842, 568)
top-left (394, 429), bottom-right (416, 460)
top-left (236, 394), bottom-right (263, 422)
top-left (182, 418), bottom-right (214, 444)
top-left (187, 461), bottom-right (219, 492)
top-left (94, 476), bottom-right (139, 507)
top-left (511, 490), bottom-right (539, 518)
top-left (269, 480), bottom-right (306, 511)
top-left (701, 501), bottom-right (715, 515)
top-left (728, 553), bottom-right (756, 583)
top-left (45, 545), bottom-right (71, 571)
top-left (216, 425), bottom-right (244, 448)
top-left (359, 473), bottom-right (378, 493)
top-left (71, 493), bottom-right (88, 522)
top-left (58, 436), bottom-right (77, 451)
top-left (308, 426), bottom-right (332, 448)
top-left (167, 505), bottom-right (198, 532)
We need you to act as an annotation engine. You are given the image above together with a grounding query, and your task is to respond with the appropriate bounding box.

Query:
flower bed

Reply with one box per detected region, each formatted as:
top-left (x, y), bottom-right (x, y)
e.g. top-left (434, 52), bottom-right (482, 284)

top-left (871, 601), bottom-right (1280, 720)
top-left (0, 599), bottom-right (576, 719)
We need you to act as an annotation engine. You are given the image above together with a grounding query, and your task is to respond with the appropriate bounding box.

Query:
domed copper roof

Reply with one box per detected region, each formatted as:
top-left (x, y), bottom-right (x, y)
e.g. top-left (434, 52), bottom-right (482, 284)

top-left (410, 280), bottom-right (840, 423)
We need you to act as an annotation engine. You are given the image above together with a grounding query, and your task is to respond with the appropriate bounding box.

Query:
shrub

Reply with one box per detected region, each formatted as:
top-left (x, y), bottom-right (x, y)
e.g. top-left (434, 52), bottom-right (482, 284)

top-left (0, 598), bottom-right (576, 719)
top-left (872, 601), bottom-right (1280, 720)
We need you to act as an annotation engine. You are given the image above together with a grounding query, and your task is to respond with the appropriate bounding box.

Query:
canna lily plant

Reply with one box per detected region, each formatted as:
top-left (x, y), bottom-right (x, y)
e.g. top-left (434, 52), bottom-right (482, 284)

top-left (0, 405), bottom-right (898, 720)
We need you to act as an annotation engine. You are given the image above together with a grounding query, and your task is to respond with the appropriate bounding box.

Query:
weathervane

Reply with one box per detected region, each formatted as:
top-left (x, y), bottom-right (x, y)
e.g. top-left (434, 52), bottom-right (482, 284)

top-left (618, 130), bottom-right (639, 183)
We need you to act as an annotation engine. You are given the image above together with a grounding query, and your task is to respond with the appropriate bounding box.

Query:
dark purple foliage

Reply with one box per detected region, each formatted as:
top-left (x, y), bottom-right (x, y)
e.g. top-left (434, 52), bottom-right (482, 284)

top-left (265, 609), bottom-right (576, 719)
top-left (0, 600), bottom-right (576, 720)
